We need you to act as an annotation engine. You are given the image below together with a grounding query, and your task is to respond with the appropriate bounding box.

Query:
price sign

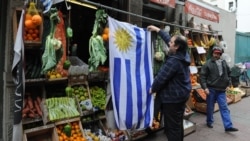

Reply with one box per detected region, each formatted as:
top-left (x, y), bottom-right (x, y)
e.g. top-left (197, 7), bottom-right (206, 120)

top-left (196, 47), bottom-right (206, 54)
top-left (189, 66), bottom-right (198, 74)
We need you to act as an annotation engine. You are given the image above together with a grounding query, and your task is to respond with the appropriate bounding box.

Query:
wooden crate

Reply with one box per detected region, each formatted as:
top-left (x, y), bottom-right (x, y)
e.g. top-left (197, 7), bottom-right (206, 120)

top-left (55, 117), bottom-right (86, 140)
top-left (240, 85), bottom-right (250, 97)
top-left (23, 124), bottom-right (57, 141)
top-left (194, 102), bottom-right (219, 114)
top-left (41, 97), bottom-right (81, 124)
top-left (227, 94), bottom-right (241, 103)
top-left (69, 83), bottom-right (93, 116)
top-left (13, 8), bottom-right (43, 47)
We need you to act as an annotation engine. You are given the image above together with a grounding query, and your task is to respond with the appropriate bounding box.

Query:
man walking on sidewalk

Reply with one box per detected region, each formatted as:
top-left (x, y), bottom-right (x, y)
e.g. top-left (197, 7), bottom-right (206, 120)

top-left (199, 46), bottom-right (239, 132)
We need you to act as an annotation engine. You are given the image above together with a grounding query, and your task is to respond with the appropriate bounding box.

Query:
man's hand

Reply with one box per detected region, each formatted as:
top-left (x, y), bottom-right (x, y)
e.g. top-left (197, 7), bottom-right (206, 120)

top-left (149, 88), bottom-right (156, 95)
top-left (147, 25), bottom-right (160, 32)
top-left (204, 88), bottom-right (209, 95)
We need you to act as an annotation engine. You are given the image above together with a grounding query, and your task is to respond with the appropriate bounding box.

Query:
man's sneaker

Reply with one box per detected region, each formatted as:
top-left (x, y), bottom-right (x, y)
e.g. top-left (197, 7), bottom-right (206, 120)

top-left (207, 124), bottom-right (213, 128)
top-left (225, 127), bottom-right (239, 132)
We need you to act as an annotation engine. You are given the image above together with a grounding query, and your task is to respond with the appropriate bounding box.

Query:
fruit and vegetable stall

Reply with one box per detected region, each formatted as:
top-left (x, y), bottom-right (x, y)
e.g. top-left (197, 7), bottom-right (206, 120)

top-left (14, 0), bottom-right (242, 141)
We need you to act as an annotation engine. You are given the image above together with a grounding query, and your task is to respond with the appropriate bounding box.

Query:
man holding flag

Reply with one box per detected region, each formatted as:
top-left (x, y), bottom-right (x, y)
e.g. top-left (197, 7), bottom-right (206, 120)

top-left (148, 25), bottom-right (191, 141)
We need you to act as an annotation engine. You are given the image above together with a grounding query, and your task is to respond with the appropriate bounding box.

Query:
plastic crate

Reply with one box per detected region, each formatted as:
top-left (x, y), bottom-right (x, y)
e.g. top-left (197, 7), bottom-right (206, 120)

top-left (68, 74), bottom-right (88, 86)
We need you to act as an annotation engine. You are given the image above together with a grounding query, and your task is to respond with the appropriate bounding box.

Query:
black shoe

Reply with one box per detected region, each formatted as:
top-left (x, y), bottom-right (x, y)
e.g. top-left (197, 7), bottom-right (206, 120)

top-left (207, 124), bottom-right (213, 128)
top-left (225, 127), bottom-right (239, 132)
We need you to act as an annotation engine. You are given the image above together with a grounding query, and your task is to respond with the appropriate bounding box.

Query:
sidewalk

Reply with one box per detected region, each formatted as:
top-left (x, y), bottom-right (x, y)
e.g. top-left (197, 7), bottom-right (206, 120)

top-left (141, 96), bottom-right (250, 141)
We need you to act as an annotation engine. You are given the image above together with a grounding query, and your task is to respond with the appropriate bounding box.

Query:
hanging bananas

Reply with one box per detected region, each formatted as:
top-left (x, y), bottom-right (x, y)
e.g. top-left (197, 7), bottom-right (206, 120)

top-left (207, 37), bottom-right (216, 47)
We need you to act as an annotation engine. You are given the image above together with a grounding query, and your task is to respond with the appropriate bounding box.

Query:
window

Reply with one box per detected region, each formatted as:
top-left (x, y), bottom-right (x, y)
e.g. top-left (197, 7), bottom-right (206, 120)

top-left (229, 2), bottom-right (234, 11)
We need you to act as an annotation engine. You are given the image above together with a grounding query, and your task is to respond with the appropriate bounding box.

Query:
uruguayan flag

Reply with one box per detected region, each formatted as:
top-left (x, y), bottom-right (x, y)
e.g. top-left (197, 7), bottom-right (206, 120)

top-left (108, 17), bottom-right (154, 130)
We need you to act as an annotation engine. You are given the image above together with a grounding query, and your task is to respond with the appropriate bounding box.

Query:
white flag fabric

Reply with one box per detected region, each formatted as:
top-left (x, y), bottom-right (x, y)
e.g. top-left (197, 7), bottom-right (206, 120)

top-left (12, 9), bottom-right (25, 141)
top-left (108, 17), bottom-right (154, 130)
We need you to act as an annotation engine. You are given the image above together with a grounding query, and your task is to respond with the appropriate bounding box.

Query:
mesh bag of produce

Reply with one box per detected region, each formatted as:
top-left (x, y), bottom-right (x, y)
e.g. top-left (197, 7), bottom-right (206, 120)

top-left (24, 2), bottom-right (43, 42)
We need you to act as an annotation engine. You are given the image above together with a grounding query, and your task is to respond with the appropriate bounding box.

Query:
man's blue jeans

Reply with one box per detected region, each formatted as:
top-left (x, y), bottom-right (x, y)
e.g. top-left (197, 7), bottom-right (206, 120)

top-left (206, 88), bottom-right (233, 129)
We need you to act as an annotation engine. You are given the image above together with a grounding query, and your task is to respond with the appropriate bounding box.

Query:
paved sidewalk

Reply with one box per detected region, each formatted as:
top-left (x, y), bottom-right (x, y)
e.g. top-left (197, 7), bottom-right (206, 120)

top-left (141, 96), bottom-right (250, 141)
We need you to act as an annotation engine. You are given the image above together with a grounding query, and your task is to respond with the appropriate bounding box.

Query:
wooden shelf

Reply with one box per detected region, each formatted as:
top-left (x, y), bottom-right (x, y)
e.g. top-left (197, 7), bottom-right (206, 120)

top-left (22, 117), bottom-right (43, 125)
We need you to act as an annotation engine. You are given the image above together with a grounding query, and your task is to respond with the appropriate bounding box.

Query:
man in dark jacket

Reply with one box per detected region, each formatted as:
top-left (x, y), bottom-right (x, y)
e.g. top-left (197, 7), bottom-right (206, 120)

top-left (200, 46), bottom-right (238, 132)
top-left (147, 25), bottom-right (191, 141)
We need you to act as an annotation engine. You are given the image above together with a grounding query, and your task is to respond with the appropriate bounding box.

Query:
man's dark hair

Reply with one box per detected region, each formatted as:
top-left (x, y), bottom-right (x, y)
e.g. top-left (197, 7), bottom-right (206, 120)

top-left (174, 35), bottom-right (188, 54)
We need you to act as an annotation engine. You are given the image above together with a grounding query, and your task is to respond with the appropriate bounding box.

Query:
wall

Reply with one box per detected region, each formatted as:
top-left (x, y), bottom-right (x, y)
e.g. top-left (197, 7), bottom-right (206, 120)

top-left (0, 0), bottom-right (7, 140)
top-left (3, 0), bottom-right (24, 141)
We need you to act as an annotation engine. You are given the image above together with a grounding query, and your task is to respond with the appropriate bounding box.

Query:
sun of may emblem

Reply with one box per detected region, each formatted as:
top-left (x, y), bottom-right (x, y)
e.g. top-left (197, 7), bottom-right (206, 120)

top-left (114, 28), bottom-right (132, 52)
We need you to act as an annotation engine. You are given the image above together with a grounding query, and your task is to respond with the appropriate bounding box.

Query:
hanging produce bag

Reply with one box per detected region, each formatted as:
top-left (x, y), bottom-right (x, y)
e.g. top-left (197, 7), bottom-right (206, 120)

top-left (24, 2), bottom-right (43, 45)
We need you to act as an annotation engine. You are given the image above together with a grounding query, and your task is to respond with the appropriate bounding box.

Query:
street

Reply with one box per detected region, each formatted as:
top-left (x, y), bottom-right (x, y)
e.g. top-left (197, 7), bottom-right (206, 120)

top-left (140, 95), bottom-right (250, 141)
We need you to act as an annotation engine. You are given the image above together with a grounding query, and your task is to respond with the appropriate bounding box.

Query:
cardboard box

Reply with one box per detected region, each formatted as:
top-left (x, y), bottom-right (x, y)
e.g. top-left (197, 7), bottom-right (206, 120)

top-left (23, 124), bottom-right (57, 141)
top-left (194, 102), bottom-right (219, 113)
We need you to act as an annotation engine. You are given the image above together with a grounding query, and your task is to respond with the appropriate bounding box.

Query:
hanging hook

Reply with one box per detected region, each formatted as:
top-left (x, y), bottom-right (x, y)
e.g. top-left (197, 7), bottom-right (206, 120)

top-left (65, 0), bottom-right (71, 10)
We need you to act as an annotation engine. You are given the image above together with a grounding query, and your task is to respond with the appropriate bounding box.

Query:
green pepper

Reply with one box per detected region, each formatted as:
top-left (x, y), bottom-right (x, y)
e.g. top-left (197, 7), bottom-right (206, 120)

top-left (63, 60), bottom-right (71, 70)
top-left (66, 27), bottom-right (73, 38)
top-left (65, 86), bottom-right (73, 97)
top-left (63, 123), bottom-right (72, 137)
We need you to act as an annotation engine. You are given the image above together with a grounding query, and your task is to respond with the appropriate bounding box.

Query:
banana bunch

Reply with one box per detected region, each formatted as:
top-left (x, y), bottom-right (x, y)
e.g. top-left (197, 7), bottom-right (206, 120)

top-left (207, 37), bottom-right (216, 47)
top-left (203, 34), bottom-right (210, 45)
top-left (200, 60), bottom-right (206, 65)
top-left (193, 41), bottom-right (199, 47)
top-left (200, 40), bottom-right (208, 48)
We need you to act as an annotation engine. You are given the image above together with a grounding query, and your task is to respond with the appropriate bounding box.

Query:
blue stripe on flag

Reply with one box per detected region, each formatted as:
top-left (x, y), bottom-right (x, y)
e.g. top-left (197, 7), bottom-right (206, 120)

top-left (134, 28), bottom-right (143, 129)
top-left (125, 59), bottom-right (133, 129)
top-left (113, 58), bottom-right (121, 125)
top-left (143, 29), bottom-right (152, 127)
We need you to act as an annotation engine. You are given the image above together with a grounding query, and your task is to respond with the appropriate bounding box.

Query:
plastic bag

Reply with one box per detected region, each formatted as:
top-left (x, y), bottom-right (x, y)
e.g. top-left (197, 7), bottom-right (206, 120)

top-left (27, 2), bottom-right (39, 16)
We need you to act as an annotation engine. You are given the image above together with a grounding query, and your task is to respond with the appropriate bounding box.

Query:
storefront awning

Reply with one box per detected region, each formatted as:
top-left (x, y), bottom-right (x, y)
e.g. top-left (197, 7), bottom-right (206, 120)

top-left (185, 0), bottom-right (220, 23)
top-left (150, 0), bottom-right (176, 8)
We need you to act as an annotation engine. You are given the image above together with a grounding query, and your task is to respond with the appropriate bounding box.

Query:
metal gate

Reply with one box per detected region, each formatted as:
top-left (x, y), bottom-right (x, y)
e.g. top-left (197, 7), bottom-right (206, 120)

top-left (235, 32), bottom-right (250, 63)
top-left (235, 32), bottom-right (250, 76)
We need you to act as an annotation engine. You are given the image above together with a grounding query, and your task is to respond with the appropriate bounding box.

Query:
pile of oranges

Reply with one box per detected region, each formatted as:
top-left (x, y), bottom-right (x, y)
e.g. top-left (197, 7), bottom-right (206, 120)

top-left (24, 13), bottom-right (42, 42)
top-left (56, 121), bottom-right (87, 141)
